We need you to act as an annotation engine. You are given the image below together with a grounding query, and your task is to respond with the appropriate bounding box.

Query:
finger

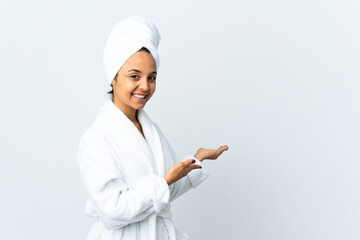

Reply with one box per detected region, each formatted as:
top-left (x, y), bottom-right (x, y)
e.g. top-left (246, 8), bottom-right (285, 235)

top-left (188, 164), bottom-right (202, 171)
top-left (185, 158), bottom-right (196, 167)
top-left (214, 145), bottom-right (229, 158)
top-left (218, 145), bottom-right (229, 151)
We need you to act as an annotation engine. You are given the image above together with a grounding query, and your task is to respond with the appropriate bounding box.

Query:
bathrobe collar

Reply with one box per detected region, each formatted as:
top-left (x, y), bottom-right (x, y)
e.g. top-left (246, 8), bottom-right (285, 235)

top-left (100, 98), bottom-right (166, 176)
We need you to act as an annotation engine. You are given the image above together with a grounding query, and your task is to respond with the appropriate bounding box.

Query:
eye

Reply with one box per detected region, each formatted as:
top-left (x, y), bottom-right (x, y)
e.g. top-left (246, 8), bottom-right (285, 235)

top-left (149, 76), bottom-right (156, 81)
top-left (130, 75), bottom-right (139, 79)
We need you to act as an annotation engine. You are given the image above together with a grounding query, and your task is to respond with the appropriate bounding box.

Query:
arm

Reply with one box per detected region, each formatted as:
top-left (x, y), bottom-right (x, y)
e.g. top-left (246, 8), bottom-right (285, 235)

top-left (168, 145), bottom-right (229, 201)
top-left (151, 122), bottom-right (211, 202)
top-left (167, 154), bottom-right (210, 202)
top-left (161, 133), bottom-right (210, 201)
top-left (77, 130), bottom-right (170, 229)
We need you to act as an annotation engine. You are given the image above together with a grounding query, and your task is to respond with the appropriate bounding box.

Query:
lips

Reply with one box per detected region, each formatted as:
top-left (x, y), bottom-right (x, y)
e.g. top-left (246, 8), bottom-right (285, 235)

top-left (132, 93), bottom-right (148, 102)
top-left (132, 93), bottom-right (147, 98)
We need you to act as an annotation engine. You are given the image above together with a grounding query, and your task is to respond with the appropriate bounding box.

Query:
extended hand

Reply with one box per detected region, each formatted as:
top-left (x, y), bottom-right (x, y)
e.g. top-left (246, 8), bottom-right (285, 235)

top-left (195, 145), bottom-right (229, 161)
top-left (164, 159), bottom-right (202, 185)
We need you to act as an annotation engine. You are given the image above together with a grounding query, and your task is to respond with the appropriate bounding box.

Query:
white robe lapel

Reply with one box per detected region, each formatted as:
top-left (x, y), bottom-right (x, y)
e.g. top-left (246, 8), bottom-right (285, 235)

top-left (102, 99), bottom-right (162, 176)
top-left (137, 108), bottom-right (166, 176)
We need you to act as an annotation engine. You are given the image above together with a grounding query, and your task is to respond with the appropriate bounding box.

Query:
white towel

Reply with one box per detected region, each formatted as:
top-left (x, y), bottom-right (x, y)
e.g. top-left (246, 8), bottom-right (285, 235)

top-left (103, 16), bottom-right (161, 85)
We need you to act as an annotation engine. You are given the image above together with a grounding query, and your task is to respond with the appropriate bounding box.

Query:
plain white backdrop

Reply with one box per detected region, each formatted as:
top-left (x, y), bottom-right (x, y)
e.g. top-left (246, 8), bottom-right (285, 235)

top-left (1, 0), bottom-right (360, 239)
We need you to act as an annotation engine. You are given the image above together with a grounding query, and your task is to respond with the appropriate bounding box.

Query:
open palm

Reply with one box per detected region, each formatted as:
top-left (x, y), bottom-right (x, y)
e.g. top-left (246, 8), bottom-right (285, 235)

top-left (196, 145), bottom-right (229, 161)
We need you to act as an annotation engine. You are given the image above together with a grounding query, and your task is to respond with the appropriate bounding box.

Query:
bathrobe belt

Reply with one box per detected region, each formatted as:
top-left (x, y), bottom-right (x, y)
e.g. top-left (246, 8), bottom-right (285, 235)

top-left (160, 204), bottom-right (176, 240)
top-left (146, 203), bottom-right (176, 240)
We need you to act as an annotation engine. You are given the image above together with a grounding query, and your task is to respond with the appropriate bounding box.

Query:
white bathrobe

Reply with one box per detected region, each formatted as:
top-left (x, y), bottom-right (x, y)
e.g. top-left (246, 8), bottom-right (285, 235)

top-left (77, 98), bottom-right (210, 240)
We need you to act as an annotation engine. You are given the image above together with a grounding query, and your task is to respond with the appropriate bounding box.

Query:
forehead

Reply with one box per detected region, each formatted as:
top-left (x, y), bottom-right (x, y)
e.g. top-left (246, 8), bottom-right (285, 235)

top-left (122, 51), bottom-right (156, 71)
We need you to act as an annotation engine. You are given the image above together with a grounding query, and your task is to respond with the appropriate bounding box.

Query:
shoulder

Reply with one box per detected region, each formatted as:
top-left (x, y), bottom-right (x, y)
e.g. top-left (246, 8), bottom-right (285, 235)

top-left (152, 121), bottom-right (172, 148)
top-left (79, 127), bottom-right (103, 146)
top-left (152, 121), bottom-right (166, 138)
top-left (78, 108), bottom-right (116, 148)
top-left (78, 107), bottom-right (115, 151)
top-left (77, 128), bottom-right (107, 158)
top-left (77, 126), bottom-right (115, 168)
top-left (152, 121), bottom-right (161, 133)
top-left (152, 121), bottom-right (180, 162)
top-left (152, 121), bottom-right (170, 145)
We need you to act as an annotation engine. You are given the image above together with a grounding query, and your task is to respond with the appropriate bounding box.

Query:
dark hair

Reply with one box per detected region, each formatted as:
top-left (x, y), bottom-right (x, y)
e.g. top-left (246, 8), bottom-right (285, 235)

top-left (107, 47), bottom-right (151, 96)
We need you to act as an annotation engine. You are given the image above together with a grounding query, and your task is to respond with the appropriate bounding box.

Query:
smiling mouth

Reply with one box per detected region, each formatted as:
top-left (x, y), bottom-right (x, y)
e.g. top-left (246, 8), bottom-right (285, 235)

top-left (131, 93), bottom-right (148, 102)
top-left (132, 93), bottom-right (147, 99)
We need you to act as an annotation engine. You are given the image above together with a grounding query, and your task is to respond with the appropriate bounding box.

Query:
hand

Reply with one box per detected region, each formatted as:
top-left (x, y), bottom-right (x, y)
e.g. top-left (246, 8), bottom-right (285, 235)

top-left (164, 159), bottom-right (202, 185)
top-left (195, 145), bottom-right (229, 162)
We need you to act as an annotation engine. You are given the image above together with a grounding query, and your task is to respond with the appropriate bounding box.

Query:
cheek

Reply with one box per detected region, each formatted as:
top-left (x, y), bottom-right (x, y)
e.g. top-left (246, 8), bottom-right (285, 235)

top-left (116, 81), bottom-right (135, 95)
top-left (125, 81), bottom-right (137, 91)
top-left (147, 84), bottom-right (155, 96)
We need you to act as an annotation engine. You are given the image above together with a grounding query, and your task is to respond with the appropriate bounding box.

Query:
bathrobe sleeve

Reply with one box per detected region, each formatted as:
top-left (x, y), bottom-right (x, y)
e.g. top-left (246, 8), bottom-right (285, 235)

top-left (154, 123), bottom-right (211, 202)
top-left (77, 129), bottom-right (170, 229)
top-left (168, 151), bottom-right (211, 202)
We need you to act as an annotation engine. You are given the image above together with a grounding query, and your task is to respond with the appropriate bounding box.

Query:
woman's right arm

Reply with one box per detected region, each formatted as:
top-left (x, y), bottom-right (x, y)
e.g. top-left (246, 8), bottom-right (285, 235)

top-left (164, 141), bottom-right (228, 202)
top-left (77, 130), bottom-right (170, 229)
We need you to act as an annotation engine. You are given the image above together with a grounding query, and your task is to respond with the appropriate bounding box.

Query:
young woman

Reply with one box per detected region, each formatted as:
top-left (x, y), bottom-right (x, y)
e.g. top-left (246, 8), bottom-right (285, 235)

top-left (77, 16), bottom-right (229, 240)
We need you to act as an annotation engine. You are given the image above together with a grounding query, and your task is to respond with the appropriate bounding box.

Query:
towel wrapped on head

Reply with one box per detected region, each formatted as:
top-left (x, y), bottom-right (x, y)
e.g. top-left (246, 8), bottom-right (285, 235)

top-left (103, 16), bottom-right (161, 85)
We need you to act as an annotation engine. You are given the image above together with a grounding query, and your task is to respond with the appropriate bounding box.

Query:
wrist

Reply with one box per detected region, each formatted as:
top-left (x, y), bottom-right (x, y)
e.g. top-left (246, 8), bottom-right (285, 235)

top-left (164, 175), bottom-right (173, 185)
top-left (194, 152), bottom-right (204, 162)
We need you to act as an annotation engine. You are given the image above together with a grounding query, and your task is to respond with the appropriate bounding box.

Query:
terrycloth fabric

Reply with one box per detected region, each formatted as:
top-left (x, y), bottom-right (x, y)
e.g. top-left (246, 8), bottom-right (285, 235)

top-left (103, 16), bottom-right (161, 85)
top-left (77, 97), bottom-right (211, 240)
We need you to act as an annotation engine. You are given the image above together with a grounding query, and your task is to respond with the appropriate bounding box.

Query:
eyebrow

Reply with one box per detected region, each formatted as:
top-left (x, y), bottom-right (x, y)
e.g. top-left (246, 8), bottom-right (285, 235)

top-left (128, 69), bottom-right (157, 74)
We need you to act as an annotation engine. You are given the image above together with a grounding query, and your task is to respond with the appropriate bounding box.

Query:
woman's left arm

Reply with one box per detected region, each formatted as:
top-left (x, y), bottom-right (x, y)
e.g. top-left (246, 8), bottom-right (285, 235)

top-left (166, 144), bottom-right (229, 202)
top-left (167, 153), bottom-right (210, 202)
top-left (153, 122), bottom-right (228, 202)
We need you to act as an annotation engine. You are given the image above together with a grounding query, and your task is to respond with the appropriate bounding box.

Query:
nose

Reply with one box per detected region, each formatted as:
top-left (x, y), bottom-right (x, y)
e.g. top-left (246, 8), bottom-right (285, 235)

top-left (139, 77), bottom-right (150, 91)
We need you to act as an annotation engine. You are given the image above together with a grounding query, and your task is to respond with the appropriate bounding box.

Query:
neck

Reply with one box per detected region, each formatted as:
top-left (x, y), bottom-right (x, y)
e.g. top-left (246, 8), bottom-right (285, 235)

top-left (112, 97), bottom-right (139, 123)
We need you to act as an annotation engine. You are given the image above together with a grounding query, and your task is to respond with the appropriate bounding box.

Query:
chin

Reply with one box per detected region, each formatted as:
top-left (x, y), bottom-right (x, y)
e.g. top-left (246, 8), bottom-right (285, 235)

top-left (134, 104), bottom-right (146, 110)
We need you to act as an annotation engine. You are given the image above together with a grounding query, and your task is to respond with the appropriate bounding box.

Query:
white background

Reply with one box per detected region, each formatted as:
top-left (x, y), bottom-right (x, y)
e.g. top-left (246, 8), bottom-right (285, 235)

top-left (1, 0), bottom-right (359, 239)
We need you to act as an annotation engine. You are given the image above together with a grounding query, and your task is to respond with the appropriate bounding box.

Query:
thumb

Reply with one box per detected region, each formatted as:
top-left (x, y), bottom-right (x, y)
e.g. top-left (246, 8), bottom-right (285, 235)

top-left (218, 145), bottom-right (229, 151)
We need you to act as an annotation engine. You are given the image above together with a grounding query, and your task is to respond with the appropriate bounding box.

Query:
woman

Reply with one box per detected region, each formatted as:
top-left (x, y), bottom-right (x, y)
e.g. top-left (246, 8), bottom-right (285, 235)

top-left (77, 16), bottom-right (229, 240)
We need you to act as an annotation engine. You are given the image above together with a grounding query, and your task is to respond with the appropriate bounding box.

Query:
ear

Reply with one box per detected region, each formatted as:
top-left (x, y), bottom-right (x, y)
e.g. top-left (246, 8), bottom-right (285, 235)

top-left (111, 73), bottom-right (119, 86)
